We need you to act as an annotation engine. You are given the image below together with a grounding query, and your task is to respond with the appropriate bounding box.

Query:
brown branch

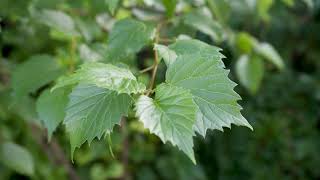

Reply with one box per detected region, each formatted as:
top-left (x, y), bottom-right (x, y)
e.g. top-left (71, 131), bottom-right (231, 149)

top-left (120, 117), bottom-right (130, 180)
top-left (139, 65), bottom-right (155, 74)
top-left (29, 123), bottom-right (79, 180)
top-left (147, 23), bottom-right (162, 96)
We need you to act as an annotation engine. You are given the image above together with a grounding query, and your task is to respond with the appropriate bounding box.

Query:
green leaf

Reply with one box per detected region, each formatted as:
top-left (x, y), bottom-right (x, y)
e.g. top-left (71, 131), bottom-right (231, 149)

top-left (236, 55), bottom-right (264, 94)
top-left (154, 44), bottom-right (177, 66)
top-left (183, 10), bottom-right (224, 42)
top-left (303, 0), bottom-right (314, 9)
top-left (10, 96), bottom-right (38, 122)
top-left (281, 0), bottom-right (295, 7)
top-left (206, 0), bottom-right (231, 23)
top-left (64, 84), bottom-right (132, 157)
top-left (33, 9), bottom-right (79, 37)
top-left (169, 39), bottom-right (225, 64)
top-left (135, 83), bottom-right (197, 163)
top-left (162, 0), bottom-right (177, 17)
top-left (0, 142), bottom-right (34, 176)
top-left (52, 62), bottom-right (146, 94)
top-left (12, 54), bottom-right (65, 98)
top-left (254, 42), bottom-right (284, 70)
top-left (75, 19), bottom-right (102, 42)
top-left (106, 18), bottom-right (155, 62)
top-left (236, 32), bottom-right (257, 54)
top-left (36, 88), bottom-right (70, 140)
top-left (166, 39), bottom-right (252, 137)
top-left (79, 44), bottom-right (103, 62)
top-left (256, 0), bottom-right (274, 21)
top-left (106, 0), bottom-right (120, 15)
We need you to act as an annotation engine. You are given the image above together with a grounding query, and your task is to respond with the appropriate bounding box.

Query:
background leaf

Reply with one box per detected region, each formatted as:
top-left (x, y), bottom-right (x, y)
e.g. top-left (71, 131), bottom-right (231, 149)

top-left (106, 0), bottom-right (120, 15)
top-left (183, 10), bottom-right (224, 42)
top-left (206, 0), bottom-right (231, 23)
top-left (33, 9), bottom-right (80, 38)
top-left (281, 0), bottom-right (295, 7)
top-left (162, 0), bottom-right (177, 17)
top-left (254, 42), bottom-right (284, 70)
top-left (12, 54), bottom-right (65, 98)
top-left (0, 142), bottom-right (34, 176)
top-left (36, 88), bottom-right (70, 140)
top-left (106, 18), bottom-right (155, 62)
top-left (154, 44), bottom-right (177, 66)
top-left (236, 54), bottom-right (265, 94)
top-left (236, 32), bottom-right (257, 54)
top-left (78, 44), bottom-right (103, 62)
top-left (256, 0), bottom-right (274, 21)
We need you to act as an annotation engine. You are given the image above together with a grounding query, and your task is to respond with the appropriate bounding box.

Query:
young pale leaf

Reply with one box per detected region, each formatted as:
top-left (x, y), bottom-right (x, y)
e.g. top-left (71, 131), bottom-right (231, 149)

top-left (135, 83), bottom-right (197, 163)
top-left (106, 18), bottom-right (155, 62)
top-left (106, 0), bottom-right (120, 15)
top-left (236, 55), bottom-right (264, 94)
top-left (154, 44), bottom-right (177, 66)
top-left (303, 0), bottom-right (314, 9)
top-left (281, 0), bottom-right (294, 7)
top-left (206, 0), bottom-right (231, 23)
top-left (183, 10), bottom-right (224, 42)
top-left (256, 0), bottom-right (274, 21)
top-left (254, 42), bottom-right (284, 70)
top-left (36, 88), bottom-right (69, 140)
top-left (64, 84), bottom-right (132, 157)
top-left (169, 39), bottom-right (225, 61)
top-left (79, 44), bottom-right (103, 62)
top-left (162, 0), bottom-right (177, 17)
top-left (167, 39), bottom-right (252, 137)
top-left (12, 54), bottom-right (65, 98)
top-left (52, 62), bottom-right (146, 94)
top-left (75, 18), bottom-right (102, 42)
top-left (236, 32), bottom-right (257, 54)
top-left (34, 9), bottom-right (79, 37)
top-left (0, 142), bottom-right (34, 176)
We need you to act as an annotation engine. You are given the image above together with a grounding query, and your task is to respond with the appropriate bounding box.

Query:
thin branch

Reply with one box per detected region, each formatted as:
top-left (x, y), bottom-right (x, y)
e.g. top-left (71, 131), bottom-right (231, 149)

top-left (69, 37), bottom-right (77, 72)
top-left (29, 124), bottom-right (80, 180)
top-left (123, 6), bottom-right (165, 15)
top-left (158, 38), bottom-right (174, 43)
top-left (120, 117), bottom-right (130, 180)
top-left (147, 23), bottom-right (162, 96)
top-left (139, 65), bottom-right (154, 74)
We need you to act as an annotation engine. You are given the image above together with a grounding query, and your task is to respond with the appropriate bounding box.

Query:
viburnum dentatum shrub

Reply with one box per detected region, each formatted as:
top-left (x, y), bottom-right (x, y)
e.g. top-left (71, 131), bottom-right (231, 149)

top-left (32, 17), bottom-right (253, 163)
top-left (7, 0), bottom-right (288, 167)
top-left (5, 0), bottom-right (320, 179)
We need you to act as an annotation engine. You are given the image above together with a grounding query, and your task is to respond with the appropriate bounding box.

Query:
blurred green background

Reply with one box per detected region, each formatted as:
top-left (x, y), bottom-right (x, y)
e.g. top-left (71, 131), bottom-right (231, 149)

top-left (0, 0), bottom-right (319, 179)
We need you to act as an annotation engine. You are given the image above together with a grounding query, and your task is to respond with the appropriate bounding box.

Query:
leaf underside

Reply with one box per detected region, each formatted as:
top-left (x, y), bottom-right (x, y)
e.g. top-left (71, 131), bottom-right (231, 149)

top-left (52, 62), bottom-right (146, 94)
top-left (135, 39), bottom-right (252, 163)
top-left (65, 84), bottom-right (132, 157)
top-left (167, 39), bottom-right (252, 137)
top-left (135, 83), bottom-right (197, 163)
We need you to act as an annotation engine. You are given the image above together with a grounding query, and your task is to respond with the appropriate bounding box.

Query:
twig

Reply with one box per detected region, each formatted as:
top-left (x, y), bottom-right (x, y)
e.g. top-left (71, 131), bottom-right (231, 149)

top-left (123, 6), bottom-right (165, 15)
top-left (69, 37), bottom-right (77, 72)
top-left (29, 124), bottom-right (79, 180)
top-left (147, 23), bottom-right (162, 96)
top-left (120, 117), bottom-right (130, 180)
top-left (158, 38), bottom-right (174, 43)
top-left (139, 65), bottom-right (154, 74)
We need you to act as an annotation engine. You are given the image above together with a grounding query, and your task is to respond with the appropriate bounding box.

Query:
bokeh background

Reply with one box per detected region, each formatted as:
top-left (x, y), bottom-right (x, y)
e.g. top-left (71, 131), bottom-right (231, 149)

top-left (1, 0), bottom-right (319, 179)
